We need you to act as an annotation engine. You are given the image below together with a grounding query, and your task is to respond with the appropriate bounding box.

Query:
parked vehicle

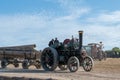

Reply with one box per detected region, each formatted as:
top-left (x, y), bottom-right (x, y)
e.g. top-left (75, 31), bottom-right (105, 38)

top-left (83, 43), bottom-right (107, 61)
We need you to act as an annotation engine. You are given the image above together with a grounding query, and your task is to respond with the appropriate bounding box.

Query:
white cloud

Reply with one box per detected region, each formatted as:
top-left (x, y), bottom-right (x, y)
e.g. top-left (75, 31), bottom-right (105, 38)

top-left (87, 11), bottom-right (120, 24)
top-left (45, 0), bottom-right (89, 19)
top-left (0, 0), bottom-right (120, 50)
top-left (82, 25), bottom-right (120, 49)
top-left (81, 10), bottom-right (120, 50)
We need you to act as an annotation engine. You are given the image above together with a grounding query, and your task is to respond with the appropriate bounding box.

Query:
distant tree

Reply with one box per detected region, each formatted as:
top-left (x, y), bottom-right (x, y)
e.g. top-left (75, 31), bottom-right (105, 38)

top-left (105, 47), bottom-right (120, 58)
top-left (112, 47), bottom-right (120, 58)
top-left (112, 47), bottom-right (120, 52)
top-left (105, 50), bottom-right (113, 58)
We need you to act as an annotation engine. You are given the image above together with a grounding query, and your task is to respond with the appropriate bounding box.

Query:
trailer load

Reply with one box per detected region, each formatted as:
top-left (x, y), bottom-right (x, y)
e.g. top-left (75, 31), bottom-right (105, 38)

top-left (0, 44), bottom-right (41, 69)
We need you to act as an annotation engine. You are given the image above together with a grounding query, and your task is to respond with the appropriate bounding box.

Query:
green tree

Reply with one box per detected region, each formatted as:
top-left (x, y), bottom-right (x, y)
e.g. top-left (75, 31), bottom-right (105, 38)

top-left (112, 47), bottom-right (120, 58)
top-left (112, 47), bottom-right (120, 52)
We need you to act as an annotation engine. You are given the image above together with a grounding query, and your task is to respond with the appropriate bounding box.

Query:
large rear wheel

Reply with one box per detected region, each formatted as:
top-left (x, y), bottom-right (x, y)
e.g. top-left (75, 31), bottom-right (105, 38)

top-left (82, 56), bottom-right (94, 72)
top-left (41, 47), bottom-right (58, 71)
top-left (67, 56), bottom-right (79, 72)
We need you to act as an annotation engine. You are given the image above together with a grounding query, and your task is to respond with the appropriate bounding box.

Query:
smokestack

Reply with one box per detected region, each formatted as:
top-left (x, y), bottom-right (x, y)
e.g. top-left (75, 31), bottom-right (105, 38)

top-left (78, 31), bottom-right (83, 51)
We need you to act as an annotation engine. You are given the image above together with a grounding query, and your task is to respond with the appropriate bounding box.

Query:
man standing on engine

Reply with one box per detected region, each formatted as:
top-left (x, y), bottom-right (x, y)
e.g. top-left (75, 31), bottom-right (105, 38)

top-left (48, 39), bottom-right (54, 47)
top-left (54, 37), bottom-right (59, 48)
top-left (54, 37), bottom-right (59, 44)
top-left (99, 42), bottom-right (104, 50)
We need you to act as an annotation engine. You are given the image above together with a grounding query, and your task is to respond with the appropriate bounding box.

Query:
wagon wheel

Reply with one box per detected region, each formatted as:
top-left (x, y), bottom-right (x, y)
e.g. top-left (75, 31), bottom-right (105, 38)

top-left (14, 63), bottom-right (19, 68)
top-left (35, 61), bottom-right (41, 69)
top-left (98, 51), bottom-right (102, 61)
top-left (35, 64), bottom-right (41, 69)
top-left (82, 56), bottom-right (94, 72)
top-left (22, 60), bottom-right (29, 69)
top-left (14, 59), bottom-right (19, 68)
top-left (1, 59), bottom-right (7, 68)
top-left (67, 56), bottom-right (79, 72)
top-left (58, 64), bottom-right (67, 70)
top-left (41, 47), bottom-right (58, 71)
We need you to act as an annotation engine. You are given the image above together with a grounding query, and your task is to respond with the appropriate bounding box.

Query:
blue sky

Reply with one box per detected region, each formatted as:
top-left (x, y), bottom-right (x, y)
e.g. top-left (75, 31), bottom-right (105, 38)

top-left (0, 0), bottom-right (120, 50)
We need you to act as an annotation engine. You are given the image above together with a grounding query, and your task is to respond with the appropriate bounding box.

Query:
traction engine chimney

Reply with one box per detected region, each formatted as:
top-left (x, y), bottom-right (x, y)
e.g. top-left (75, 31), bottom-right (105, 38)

top-left (78, 31), bottom-right (83, 51)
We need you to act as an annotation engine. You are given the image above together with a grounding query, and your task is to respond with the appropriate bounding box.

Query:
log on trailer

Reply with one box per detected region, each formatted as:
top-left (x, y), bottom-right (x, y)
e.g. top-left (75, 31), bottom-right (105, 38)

top-left (0, 44), bottom-right (41, 69)
top-left (0, 44), bottom-right (40, 59)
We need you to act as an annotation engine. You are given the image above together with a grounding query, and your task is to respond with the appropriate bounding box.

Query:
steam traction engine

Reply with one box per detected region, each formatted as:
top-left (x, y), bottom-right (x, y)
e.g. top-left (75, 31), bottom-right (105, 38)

top-left (87, 43), bottom-right (107, 61)
top-left (41, 31), bottom-right (94, 72)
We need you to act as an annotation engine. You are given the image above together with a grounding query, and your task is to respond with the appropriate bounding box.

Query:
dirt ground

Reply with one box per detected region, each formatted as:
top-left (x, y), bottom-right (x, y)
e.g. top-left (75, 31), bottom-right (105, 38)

top-left (0, 58), bottom-right (120, 80)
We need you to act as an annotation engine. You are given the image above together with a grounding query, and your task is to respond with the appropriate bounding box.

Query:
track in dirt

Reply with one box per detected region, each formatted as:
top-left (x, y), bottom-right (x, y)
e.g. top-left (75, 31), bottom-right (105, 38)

top-left (0, 58), bottom-right (120, 80)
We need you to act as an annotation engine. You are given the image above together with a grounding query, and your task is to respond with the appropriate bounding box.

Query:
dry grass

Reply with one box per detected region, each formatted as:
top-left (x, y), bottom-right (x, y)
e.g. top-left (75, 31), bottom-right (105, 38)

top-left (0, 58), bottom-right (120, 80)
top-left (94, 58), bottom-right (120, 73)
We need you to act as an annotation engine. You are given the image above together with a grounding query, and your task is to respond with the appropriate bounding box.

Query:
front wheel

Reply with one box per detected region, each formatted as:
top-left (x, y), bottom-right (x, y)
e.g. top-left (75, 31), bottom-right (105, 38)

top-left (67, 56), bottom-right (79, 72)
top-left (82, 56), bottom-right (94, 72)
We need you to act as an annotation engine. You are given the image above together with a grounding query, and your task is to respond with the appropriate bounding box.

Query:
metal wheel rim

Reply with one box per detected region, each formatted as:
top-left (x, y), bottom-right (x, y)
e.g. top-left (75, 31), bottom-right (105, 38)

top-left (83, 56), bottom-right (93, 71)
top-left (68, 57), bottom-right (79, 72)
top-left (41, 47), bottom-right (58, 71)
top-left (42, 49), bottom-right (54, 69)
top-left (1, 60), bottom-right (7, 68)
top-left (22, 60), bottom-right (29, 69)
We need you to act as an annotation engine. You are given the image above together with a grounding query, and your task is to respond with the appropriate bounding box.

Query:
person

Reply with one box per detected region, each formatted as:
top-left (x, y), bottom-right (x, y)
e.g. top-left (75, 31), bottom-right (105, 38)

top-left (99, 42), bottom-right (103, 50)
top-left (97, 42), bottom-right (104, 61)
top-left (54, 37), bottom-right (59, 44)
top-left (48, 39), bottom-right (54, 46)
top-left (54, 37), bottom-right (59, 48)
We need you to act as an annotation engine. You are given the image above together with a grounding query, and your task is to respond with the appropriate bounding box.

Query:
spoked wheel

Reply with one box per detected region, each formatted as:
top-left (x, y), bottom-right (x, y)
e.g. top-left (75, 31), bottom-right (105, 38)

top-left (41, 47), bottom-right (58, 71)
top-left (82, 56), bottom-right (94, 72)
top-left (97, 51), bottom-right (102, 61)
top-left (22, 60), bottom-right (29, 69)
top-left (14, 59), bottom-right (19, 68)
top-left (35, 61), bottom-right (41, 69)
top-left (14, 63), bottom-right (19, 68)
top-left (58, 64), bottom-right (67, 70)
top-left (35, 64), bottom-right (41, 69)
top-left (67, 56), bottom-right (79, 72)
top-left (1, 59), bottom-right (7, 68)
